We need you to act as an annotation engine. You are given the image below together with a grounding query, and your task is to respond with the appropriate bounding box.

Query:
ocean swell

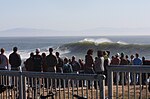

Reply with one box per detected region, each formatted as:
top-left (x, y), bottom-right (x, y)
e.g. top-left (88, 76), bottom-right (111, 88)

top-left (60, 41), bottom-right (150, 58)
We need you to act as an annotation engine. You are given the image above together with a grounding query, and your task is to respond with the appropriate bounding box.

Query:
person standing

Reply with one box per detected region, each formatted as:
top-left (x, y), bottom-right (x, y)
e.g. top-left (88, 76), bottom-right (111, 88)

top-left (41, 53), bottom-right (47, 72)
top-left (133, 53), bottom-right (142, 85)
top-left (94, 50), bottom-right (104, 89)
top-left (45, 48), bottom-right (57, 88)
top-left (0, 48), bottom-right (9, 85)
top-left (25, 52), bottom-right (34, 71)
top-left (103, 51), bottom-right (111, 85)
top-left (130, 55), bottom-right (134, 85)
top-left (9, 47), bottom-right (21, 71)
top-left (84, 49), bottom-right (95, 74)
top-left (110, 53), bottom-right (120, 84)
top-left (94, 50), bottom-right (104, 74)
top-left (33, 48), bottom-right (42, 72)
top-left (45, 48), bottom-right (57, 72)
top-left (84, 49), bottom-right (95, 89)
top-left (0, 48), bottom-right (8, 70)
top-left (55, 52), bottom-right (63, 73)
top-left (70, 56), bottom-right (80, 74)
top-left (9, 47), bottom-right (21, 86)
top-left (119, 53), bottom-right (128, 85)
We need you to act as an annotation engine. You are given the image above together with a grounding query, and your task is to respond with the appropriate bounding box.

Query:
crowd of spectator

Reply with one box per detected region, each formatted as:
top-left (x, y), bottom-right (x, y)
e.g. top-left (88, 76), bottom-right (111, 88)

top-left (0, 47), bottom-right (149, 87)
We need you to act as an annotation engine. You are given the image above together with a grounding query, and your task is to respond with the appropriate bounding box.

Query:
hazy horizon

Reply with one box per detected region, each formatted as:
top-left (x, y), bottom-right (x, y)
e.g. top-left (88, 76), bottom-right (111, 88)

top-left (1, 0), bottom-right (150, 36)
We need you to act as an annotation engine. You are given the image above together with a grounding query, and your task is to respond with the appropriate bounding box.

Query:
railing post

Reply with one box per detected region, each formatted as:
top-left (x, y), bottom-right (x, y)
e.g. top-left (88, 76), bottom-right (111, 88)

top-left (22, 75), bottom-right (26, 99)
top-left (108, 69), bottom-right (113, 99)
top-left (100, 75), bottom-right (105, 99)
top-left (18, 71), bottom-right (23, 99)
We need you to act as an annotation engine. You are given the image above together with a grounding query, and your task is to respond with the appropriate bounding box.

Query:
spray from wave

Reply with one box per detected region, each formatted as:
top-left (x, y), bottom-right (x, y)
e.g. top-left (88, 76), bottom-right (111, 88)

top-left (79, 38), bottom-right (128, 45)
top-left (79, 38), bottom-right (113, 43)
top-left (5, 46), bottom-right (70, 60)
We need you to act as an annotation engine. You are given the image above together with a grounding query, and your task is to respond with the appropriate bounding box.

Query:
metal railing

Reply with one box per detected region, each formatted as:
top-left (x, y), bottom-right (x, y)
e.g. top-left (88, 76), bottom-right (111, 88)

top-left (107, 65), bottom-right (150, 99)
top-left (1, 65), bottom-right (149, 99)
top-left (0, 70), bottom-right (105, 99)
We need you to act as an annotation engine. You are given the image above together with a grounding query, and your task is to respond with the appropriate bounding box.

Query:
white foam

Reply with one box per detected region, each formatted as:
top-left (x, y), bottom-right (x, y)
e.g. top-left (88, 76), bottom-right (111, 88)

top-left (117, 41), bottom-right (128, 45)
top-left (5, 46), bottom-right (70, 60)
top-left (79, 38), bottom-right (113, 44)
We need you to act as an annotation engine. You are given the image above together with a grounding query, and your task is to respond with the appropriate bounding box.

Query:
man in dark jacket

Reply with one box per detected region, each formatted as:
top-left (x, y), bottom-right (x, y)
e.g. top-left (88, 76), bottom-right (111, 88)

top-left (9, 47), bottom-right (21, 71)
top-left (46, 48), bottom-right (57, 72)
top-left (9, 47), bottom-right (21, 85)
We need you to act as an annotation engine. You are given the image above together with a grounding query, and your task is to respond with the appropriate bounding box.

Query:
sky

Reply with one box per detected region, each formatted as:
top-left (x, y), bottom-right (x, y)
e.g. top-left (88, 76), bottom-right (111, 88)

top-left (0, 0), bottom-right (150, 36)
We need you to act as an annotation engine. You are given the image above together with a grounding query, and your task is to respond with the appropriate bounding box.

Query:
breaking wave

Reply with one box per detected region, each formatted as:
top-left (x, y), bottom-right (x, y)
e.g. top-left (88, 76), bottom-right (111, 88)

top-left (59, 40), bottom-right (150, 59)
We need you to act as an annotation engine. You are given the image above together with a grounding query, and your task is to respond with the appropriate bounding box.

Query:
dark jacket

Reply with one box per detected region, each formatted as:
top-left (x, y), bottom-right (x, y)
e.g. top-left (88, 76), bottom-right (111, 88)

top-left (45, 54), bottom-right (57, 72)
top-left (9, 52), bottom-right (21, 69)
top-left (33, 55), bottom-right (42, 72)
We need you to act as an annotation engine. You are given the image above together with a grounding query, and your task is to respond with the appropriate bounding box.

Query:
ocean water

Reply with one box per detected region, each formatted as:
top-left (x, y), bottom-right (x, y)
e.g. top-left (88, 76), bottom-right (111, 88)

top-left (1, 36), bottom-right (150, 61)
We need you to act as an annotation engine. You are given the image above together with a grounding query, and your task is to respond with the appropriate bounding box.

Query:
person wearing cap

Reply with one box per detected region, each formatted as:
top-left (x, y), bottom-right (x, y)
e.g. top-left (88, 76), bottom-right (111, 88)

top-left (9, 47), bottom-right (21, 70)
top-left (33, 48), bottom-right (42, 72)
top-left (45, 48), bottom-right (57, 72)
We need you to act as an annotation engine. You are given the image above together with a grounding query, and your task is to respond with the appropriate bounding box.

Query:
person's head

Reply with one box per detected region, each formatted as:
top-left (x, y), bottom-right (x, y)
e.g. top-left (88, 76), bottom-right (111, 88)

top-left (135, 53), bottom-right (139, 58)
top-left (103, 51), bottom-right (108, 56)
top-left (0, 48), bottom-right (5, 54)
top-left (115, 53), bottom-right (120, 58)
top-left (87, 49), bottom-right (93, 55)
top-left (130, 55), bottom-right (134, 59)
top-left (42, 53), bottom-right (46, 58)
top-left (120, 52), bottom-right (124, 58)
top-left (106, 51), bottom-right (110, 57)
top-left (35, 48), bottom-right (40, 54)
top-left (111, 56), bottom-right (115, 59)
top-left (78, 58), bottom-right (82, 63)
top-left (64, 57), bottom-right (69, 64)
top-left (72, 56), bottom-right (76, 61)
top-left (30, 52), bottom-right (34, 58)
top-left (125, 55), bottom-right (129, 59)
top-left (142, 56), bottom-right (145, 61)
top-left (56, 52), bottom-right (59, 57)
top-left (49, 48), bottom-right (53, 53)
top-left (13, 47), bottom-right (18, 52)
top-left (97, 50), bottom-right (103, 57)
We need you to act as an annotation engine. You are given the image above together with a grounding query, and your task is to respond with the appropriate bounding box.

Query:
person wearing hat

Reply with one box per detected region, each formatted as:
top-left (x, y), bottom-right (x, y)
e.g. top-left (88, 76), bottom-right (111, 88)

top-left (33, 48), bottom-right (42, 72)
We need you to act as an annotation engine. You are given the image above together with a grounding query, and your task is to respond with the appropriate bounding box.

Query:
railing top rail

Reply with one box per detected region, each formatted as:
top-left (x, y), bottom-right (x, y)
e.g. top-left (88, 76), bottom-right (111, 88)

top-left (0, 70), bottom-right (105, 80)
top-left (107, 65), bottom-right (150, 72)
top-left (0, 70), bottom-right (21, 76)
top-left (22, 71), bottom-right (105, 80)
